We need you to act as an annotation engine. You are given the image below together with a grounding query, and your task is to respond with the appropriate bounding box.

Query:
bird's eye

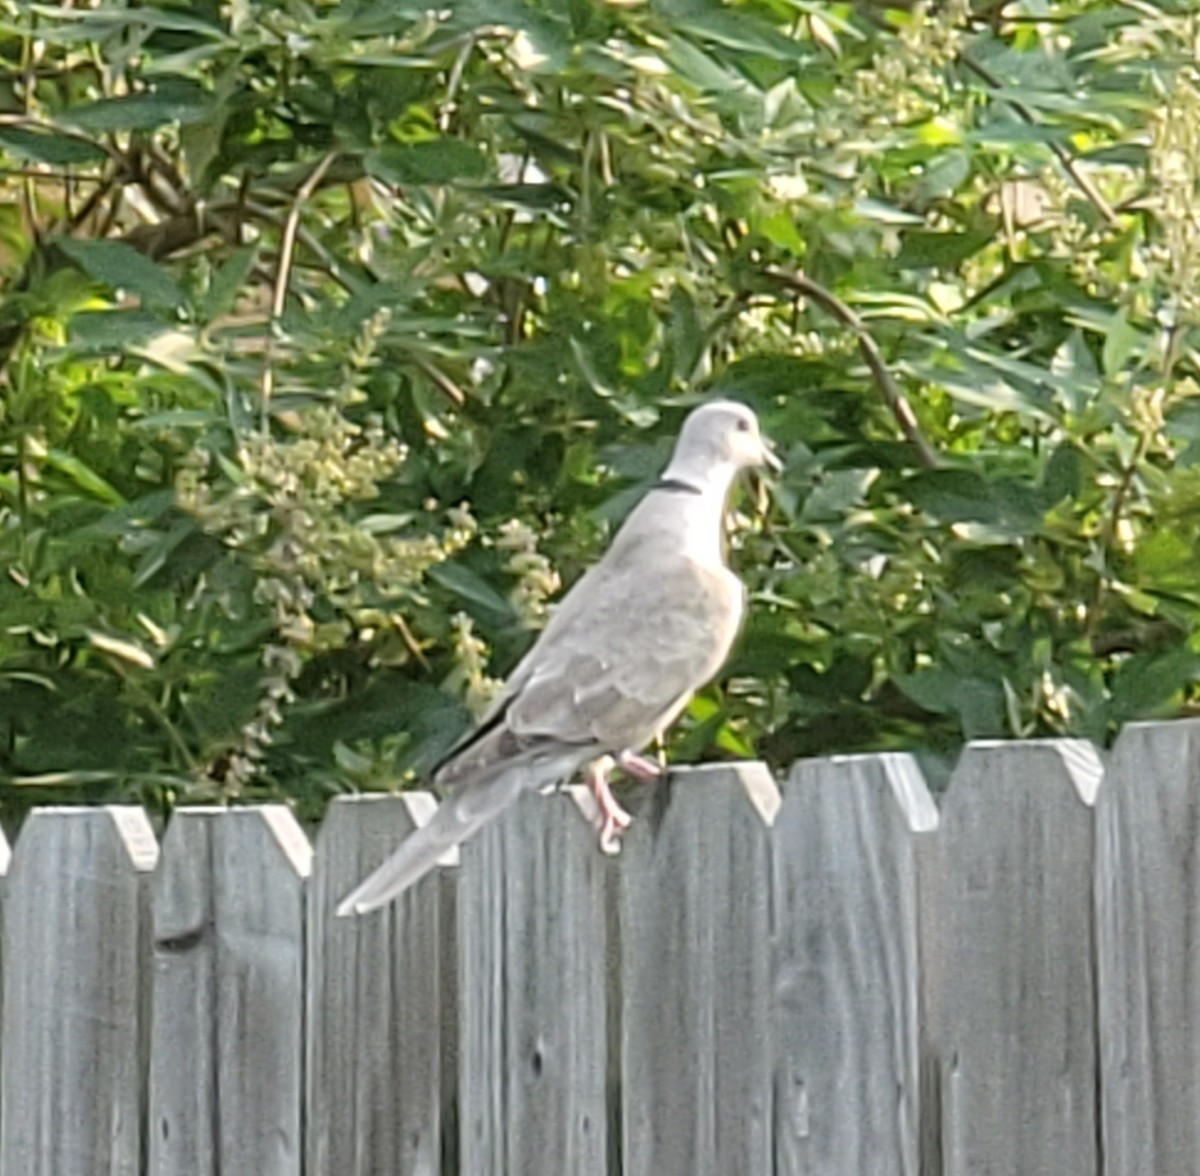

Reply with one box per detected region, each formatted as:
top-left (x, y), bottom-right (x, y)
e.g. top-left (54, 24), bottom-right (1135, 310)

top-left (735, 418), bottom-right (751, 432)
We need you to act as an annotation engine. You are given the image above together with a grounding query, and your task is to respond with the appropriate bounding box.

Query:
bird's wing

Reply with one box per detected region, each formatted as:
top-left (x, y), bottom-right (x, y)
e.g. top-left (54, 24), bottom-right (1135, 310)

top-left (503, 547), bottom-right (745, 750)
top-left (434, 535), bottom-right (744, 789)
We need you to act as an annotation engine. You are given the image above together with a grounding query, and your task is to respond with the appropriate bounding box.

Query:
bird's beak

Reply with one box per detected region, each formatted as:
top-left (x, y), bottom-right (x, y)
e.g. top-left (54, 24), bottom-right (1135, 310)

top-left (760, 438), bottom-right (783, 473)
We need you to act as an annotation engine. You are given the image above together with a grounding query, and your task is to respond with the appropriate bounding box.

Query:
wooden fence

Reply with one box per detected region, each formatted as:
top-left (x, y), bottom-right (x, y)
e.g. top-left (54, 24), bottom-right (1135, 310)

top-left (0, 718), bottom-right (1198, 1175)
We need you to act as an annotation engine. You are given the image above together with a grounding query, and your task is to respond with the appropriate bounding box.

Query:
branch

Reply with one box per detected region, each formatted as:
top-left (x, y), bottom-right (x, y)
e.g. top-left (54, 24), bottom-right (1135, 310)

top-left (438, 33), bottom-right (476, 132)
top-left (411, 353), bottom-right (466, 407)
top-left (959, 54), bottom-right (1119, 229)
top-left (270, 151), bottom-right (339, 323)
top-left (260, 151), bottom-right (339, 413)
top-left (243, 199), bottom-right (370, 292)
top-left (763, 266), bottom-right (941, 468)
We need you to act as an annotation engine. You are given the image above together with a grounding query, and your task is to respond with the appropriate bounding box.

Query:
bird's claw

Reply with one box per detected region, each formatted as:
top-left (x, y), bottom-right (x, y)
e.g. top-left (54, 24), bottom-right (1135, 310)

top-left (587, 754), bottom-right (634, 855)
top-left (598, 803), bottom-right (632, 855)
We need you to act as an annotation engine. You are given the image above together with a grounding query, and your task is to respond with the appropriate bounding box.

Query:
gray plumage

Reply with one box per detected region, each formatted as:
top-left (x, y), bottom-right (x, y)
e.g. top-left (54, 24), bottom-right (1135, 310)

top-left (337, 399), bottom-right (778, 915)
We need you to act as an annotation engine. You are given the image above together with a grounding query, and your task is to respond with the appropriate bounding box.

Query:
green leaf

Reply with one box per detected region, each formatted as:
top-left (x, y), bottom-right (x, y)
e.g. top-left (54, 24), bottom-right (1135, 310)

top-left (365, 140), bottom-right (488, 185)
top-left (853, 198), bottom-right (925, 226)
top-left (915, 151), bottom-right (972, 201)
top-left (199, 247), bottom-right (257, 322)
top-left (55, 238), bottom-right (185, 312)
top-left (1100, 309), bottom-right (1144, 376)
top-left (968, 123), bottom-right (1073, 147)
top-left (801, 469), bottom-right (878, 523)
top-left (896, 228), bottom-right (993, 269)
top-left (1109, 646), bottom-right (1200, 720)
top-left (428, 561), bottom-right (517, 623)
top-left (283, 676), bottom-right (466, 772)
top-left (64, 80), bottom-right (211, 132)
top-left (663, 1), bottom-right (808, 60)
top-left (905, 469), bottom-right (1041, 531)
top-left (133, 520), bottom-right (197, 587)
top-left (43, 449), bottom-right (126, 505)
top-left (893, 668), bottom-right (1006, 738)
top-left (26, 3), bottom-right (229, 38)
top-left (1041, 444), bottom-right (1083, 506)
top-left (0, 127), bottom-right (105, 166)
top-left (67, 309), bottom-right (168, 350)
top-left (667, 287), bottom-right (703, 383)
top-left (357, 513), bottom-right (417, 535)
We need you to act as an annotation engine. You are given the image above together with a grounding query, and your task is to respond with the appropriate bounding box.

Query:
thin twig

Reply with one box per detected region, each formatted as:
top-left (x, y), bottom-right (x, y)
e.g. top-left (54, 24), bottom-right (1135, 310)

top-left (412, 353), bottom-right (466, 407)
top-left (260, 150), bottom-right (338, 415)
top-left (55, 161), bottom-right (121, 234)
top-left (392, 613), bottom-right (431, 671)
top-left (94, 179), bottom-right (125, 240)
top-left (18, 29), bottom-right (40, 250)
top-left (439, 34), bottom-right (476, 132)
top-left (0, 166), bottom-right (105, 181)
top-left (250, 195), bottom-right (459, 417)
top-left (243, 199), bottom-right (364, 293)
top-left (144, 142), bottom-right (190, 212)
top-left (764, 266), bottom-right (941, 468)
top-left (272, 151), bottom-right (338, 321)
top-left (960, 54), bottom-right (1119, 228)
top-left (1086, 426), bottom-right (1149, 642)
top-left (1088, 318), bottom-right (1178, 641)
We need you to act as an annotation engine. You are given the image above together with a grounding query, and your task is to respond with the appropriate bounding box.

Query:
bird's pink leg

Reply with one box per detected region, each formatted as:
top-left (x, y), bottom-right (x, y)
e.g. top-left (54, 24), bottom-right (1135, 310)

top-left (587, 755), bottom-right (632, 855)
top-left (616, 748), bottom-right (662, 780)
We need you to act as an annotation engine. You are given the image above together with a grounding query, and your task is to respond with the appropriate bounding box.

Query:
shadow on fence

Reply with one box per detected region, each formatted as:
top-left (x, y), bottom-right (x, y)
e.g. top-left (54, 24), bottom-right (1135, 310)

top-left (0, 719), bottom-right (1196, 1175)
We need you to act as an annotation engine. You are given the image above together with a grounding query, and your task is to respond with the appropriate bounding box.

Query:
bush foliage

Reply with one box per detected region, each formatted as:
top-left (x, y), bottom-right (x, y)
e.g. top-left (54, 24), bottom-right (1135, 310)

top-left (0, 0), bottom-right (1197, 817)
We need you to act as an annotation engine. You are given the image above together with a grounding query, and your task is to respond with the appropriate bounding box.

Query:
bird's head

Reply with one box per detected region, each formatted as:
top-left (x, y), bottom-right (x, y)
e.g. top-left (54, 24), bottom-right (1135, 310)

top-left (673, 399), bottom-right (782, 476)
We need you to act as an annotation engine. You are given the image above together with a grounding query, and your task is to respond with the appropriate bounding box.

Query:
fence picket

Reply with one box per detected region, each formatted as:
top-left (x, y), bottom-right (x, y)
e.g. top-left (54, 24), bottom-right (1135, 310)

top-left (148, 806), bottom-right (311, 1176)
top-left (772, 752), bottom-right (936, 1176)
top-left (930, 741), bottom-right (1102, 1176)
top-left (619, 762), bottom-right (779, 1176)
top-left (0, 807), bottom-right (158, 1176)
top-left (458, 786), bottom-right (609, 1176)
top-left (1097, 718), bottom-right (1200, 1176)
top-left (306, 793), bottom-right (456, 1176)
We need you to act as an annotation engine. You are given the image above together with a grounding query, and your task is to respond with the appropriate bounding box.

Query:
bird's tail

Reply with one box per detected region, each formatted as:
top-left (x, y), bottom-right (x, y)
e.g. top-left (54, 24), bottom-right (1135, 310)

top-left (334, 755), bottom-right (565, 916)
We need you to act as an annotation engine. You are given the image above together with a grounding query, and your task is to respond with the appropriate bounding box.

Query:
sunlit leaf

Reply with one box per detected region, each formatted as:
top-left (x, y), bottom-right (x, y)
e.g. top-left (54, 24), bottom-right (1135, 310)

top-left (44, 449), bottom-right (126, 505)
top-left (86, 631), bottom-right (157, 670)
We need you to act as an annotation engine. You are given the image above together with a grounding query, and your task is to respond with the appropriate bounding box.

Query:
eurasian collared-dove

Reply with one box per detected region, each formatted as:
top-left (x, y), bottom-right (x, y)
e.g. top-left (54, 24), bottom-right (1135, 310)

top-left (337, 399), bottom-right (779, 915)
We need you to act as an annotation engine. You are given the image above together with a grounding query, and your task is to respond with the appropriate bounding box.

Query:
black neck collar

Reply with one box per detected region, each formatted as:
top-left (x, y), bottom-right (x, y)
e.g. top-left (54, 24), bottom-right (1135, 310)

top-left (653, 476), bottom-right (704, 496)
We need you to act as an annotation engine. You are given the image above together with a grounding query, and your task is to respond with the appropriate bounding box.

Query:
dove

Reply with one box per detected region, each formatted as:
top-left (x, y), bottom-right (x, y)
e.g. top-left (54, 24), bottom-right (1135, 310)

top-left (336, 399), bottom-right (780, 915)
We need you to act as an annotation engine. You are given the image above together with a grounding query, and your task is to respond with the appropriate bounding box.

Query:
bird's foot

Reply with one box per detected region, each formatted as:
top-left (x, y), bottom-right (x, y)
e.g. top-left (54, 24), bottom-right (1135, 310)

top-left (616, 748), bottom-right (663, 781)
top-left (587, 755), bottom-right (633, 855)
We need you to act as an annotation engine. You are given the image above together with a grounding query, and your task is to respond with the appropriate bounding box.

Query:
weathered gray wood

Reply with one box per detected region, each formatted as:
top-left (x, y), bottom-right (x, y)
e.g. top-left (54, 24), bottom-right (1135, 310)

top-left (773, 753), bottom-right (937, 1176)
top-left (620, 763), bottom-right (779, 1176)
top-left (306, 793), bottom-right (455, 1176)
top-left (916, 766), bottom-right (945, 1176)
top-left (458, 786), bottom-right (609, 1176)
top-left (1096, 718), bottom-right (1200, 1174)
top-left (930, 740), bottom-right (1102, 1176)
top-left (0, 821), bottom-right (8, 1127)
top-left (148, 806), bottom-right (311, 1176)
top-left (0, 806), bottom-right (158, 1176)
